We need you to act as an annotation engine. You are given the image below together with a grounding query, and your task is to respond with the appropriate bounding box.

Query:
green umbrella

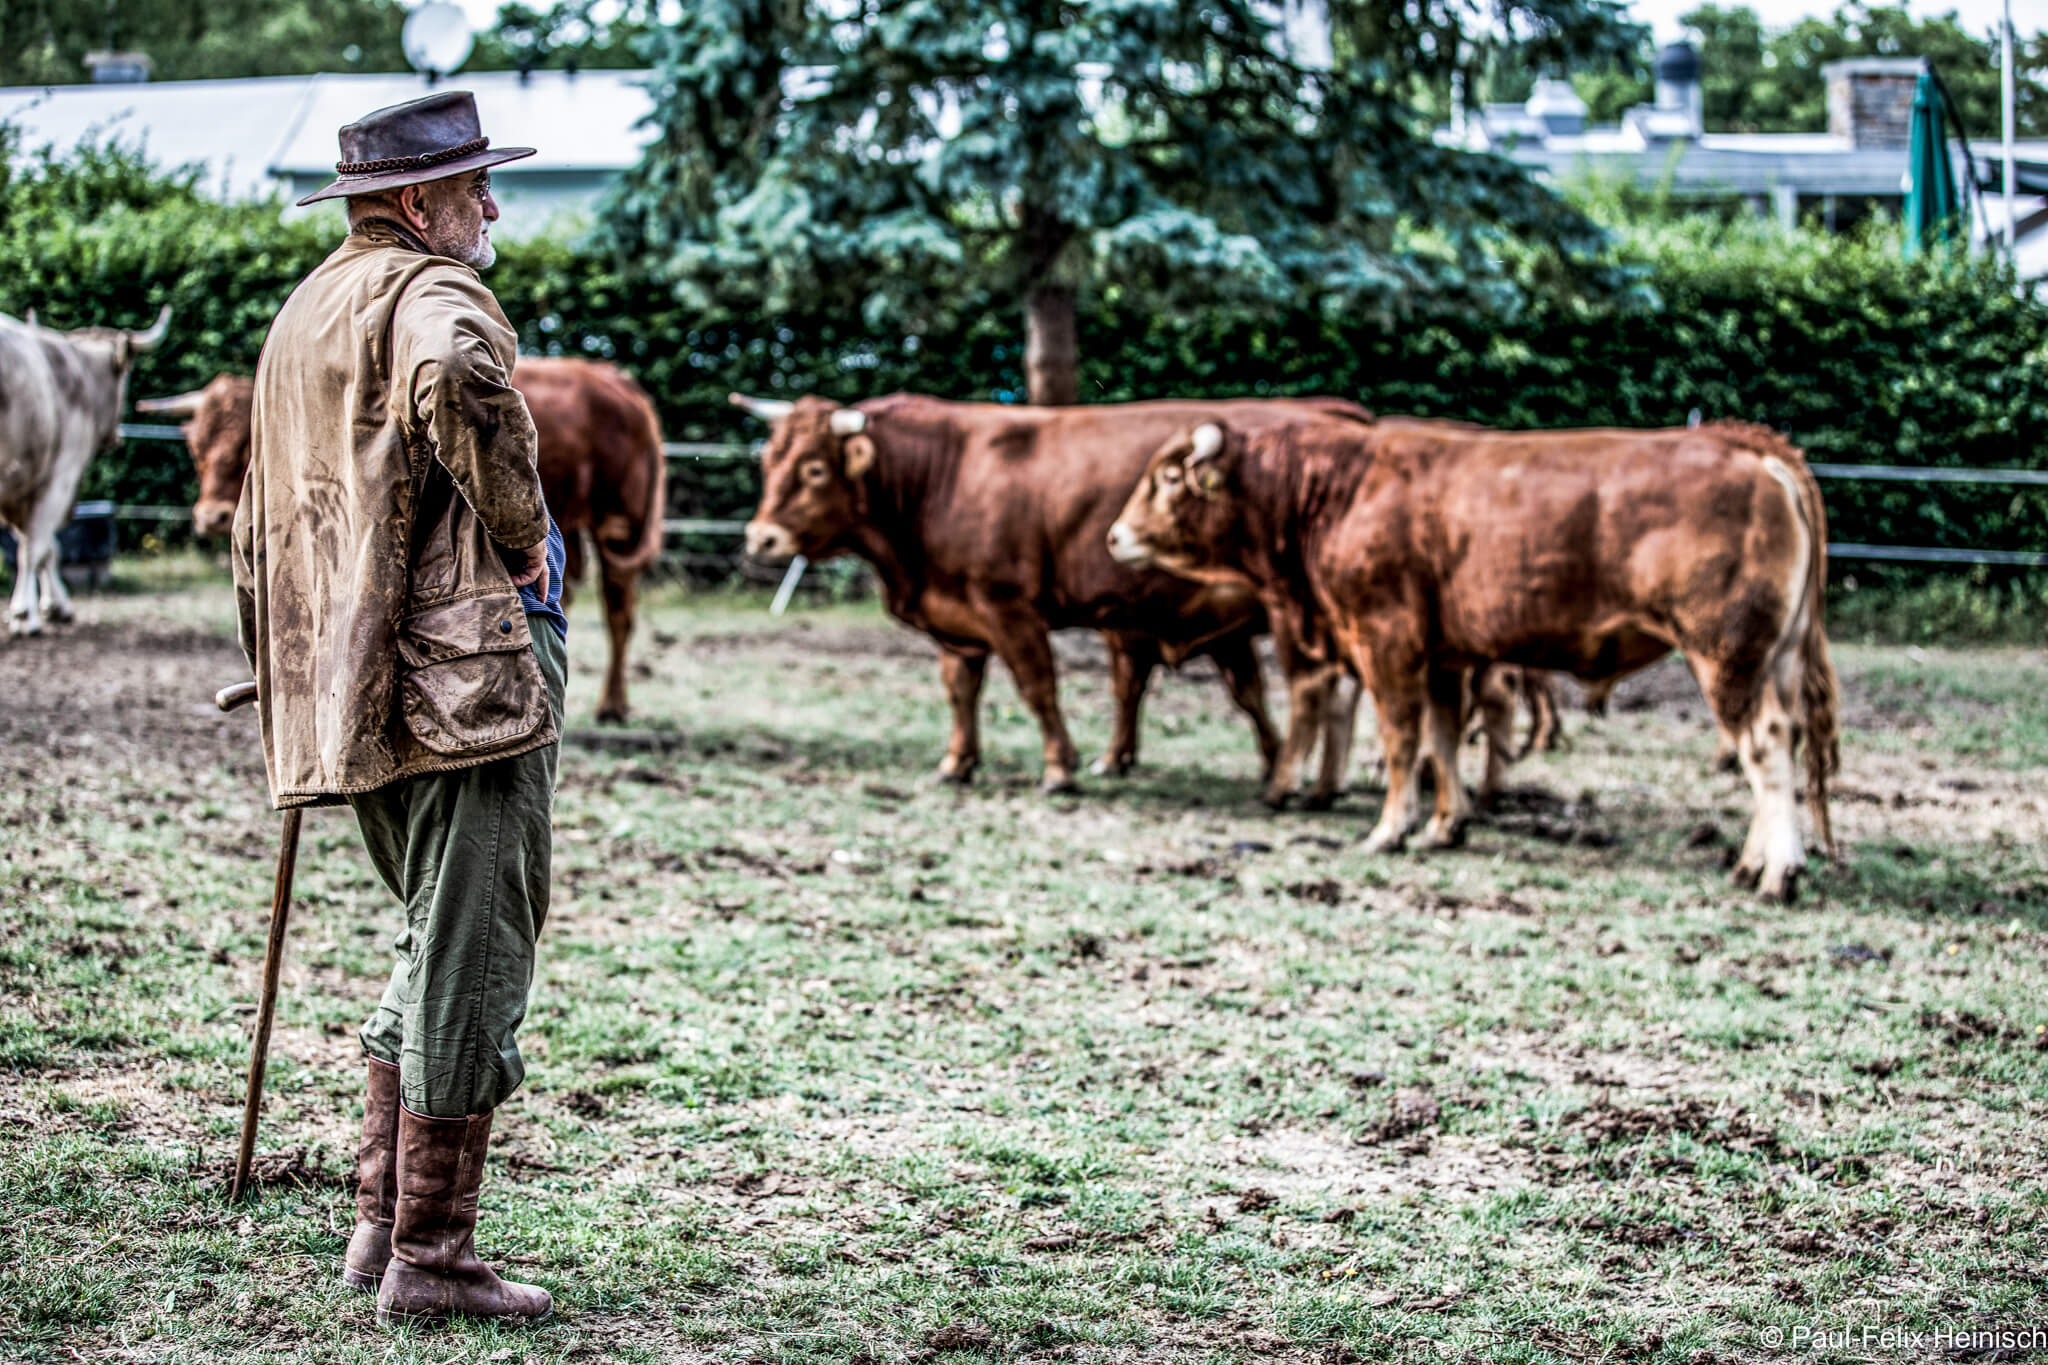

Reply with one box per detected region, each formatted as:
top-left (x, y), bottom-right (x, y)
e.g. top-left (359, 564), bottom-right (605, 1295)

top-left (1903, 70), bottom-right (1960, 259)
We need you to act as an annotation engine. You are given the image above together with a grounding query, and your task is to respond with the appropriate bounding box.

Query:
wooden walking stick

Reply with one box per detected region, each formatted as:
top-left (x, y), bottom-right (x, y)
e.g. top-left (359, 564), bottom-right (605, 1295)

top-left (215, 680), bottom-right (302, 1203)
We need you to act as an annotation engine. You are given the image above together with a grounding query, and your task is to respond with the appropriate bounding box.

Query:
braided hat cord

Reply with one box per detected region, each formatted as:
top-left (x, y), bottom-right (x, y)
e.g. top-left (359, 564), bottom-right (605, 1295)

top-left (335, 136), bottom-right (489, 178)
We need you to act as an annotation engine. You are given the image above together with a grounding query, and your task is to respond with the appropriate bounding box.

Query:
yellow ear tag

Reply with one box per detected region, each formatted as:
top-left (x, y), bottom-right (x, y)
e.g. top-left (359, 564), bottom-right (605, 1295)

top-left (1194, 465), bottom-right (1223, 494)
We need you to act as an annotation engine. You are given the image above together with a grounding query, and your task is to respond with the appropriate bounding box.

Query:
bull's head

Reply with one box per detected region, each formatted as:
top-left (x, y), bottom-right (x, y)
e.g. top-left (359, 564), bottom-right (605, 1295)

top-left (58, 305), bottom-right (171, 450)
top-left (1107, 421), bottom-right (1250, 584)
top-left (136, 374), bottom-right (253, 537)
top-left (732, 393), bottom-right (876, 564)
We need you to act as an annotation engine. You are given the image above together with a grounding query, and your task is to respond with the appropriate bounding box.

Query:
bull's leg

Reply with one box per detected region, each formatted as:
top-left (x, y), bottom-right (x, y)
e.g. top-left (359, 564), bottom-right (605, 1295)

top-left (1737, 661), bottom-right (1809, 902)
top-left (936, 647), bottom-right (989, 784)
top-left (1306, 670), bottom-right (1361, 809)
top-left (595, 563), bottom-right (638, 724)
top-left (1263, 664), bottom-right (1332, 809)
top-left (1418, 665), bottom-right (1474, 848)
top-left (976, 610), bottom-right (1079, 792)
top-left (5, 524), bottom-right (39, 637)
top-left (1468, 665), bottom-right (1518, 804)
top-left (1357, 648), bottom-right (1426, 855)
top-left (560, 528), bottom-right (587, 611)
top-left (1523, 671), bottom-right (1563, 756)
top-left (38, 546), bottom-right (73, 625)
top-left (1208, 630), bottom-right (1282, 783)
top-left (1683, 654), bottom-right (1740, 772)
top-left (1093, 633), bottom-right (1158, 778)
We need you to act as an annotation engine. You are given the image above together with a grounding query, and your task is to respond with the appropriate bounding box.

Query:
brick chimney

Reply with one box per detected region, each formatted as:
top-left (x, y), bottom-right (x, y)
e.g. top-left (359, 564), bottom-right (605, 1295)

top-left (1821, 57), bottom-right (1925, 147)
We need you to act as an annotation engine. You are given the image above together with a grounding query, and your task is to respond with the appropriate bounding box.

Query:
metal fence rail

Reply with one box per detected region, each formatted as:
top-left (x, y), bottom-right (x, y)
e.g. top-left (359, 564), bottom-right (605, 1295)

top-left (93, 425), bottom-right (2048, 572)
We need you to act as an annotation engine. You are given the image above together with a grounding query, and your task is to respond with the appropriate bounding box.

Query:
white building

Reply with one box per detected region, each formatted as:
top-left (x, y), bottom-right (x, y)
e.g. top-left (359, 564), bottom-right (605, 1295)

top-left (1441, 45), bottom-right (2048, 289)
top-left (0, 68), bottom-right (656, 238)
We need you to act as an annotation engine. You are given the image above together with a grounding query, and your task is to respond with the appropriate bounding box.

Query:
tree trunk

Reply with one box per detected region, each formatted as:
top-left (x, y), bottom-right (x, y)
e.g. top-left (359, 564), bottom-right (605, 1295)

top-left (1025, 283), bottom-right (1078, 406)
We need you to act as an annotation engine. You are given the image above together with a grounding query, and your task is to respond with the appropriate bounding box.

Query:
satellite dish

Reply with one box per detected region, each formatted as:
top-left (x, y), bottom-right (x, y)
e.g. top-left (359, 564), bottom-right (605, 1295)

top-left (403, 3), bottom-right (474, 78)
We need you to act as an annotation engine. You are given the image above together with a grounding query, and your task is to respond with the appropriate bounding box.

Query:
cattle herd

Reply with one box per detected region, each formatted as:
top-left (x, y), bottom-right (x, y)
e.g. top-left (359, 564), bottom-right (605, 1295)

top-left (1, 306), bottom-right (1840, 902)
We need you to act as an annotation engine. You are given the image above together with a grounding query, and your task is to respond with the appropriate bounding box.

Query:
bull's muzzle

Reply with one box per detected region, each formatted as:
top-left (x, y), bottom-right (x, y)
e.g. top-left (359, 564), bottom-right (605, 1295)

top-left (193, 500), bottom-right (236, 539)
top-left (744, 520), bottom-right (798, 562)
top-left (1105, 520), bottom-right (1153, 566)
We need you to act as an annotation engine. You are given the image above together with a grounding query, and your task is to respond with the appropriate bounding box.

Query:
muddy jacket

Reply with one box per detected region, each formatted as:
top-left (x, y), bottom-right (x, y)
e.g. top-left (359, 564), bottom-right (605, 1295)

top-left (232, 221), bottom-right (556, 809)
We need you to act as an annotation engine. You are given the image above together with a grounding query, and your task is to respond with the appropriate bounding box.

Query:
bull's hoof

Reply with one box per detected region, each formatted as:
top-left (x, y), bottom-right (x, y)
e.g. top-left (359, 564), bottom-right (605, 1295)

top-left (1713, 748), bottom-right (1740, 775)
top-left (1260, 785), bottom-right (1295, 811)
top-left (1759, 865), bottom-right (1802, 904)
top-left (1089, 754), bottom-right (1135, 779)
top-left (1361, 825), bottom-right (1408, 855)
top-left (934, 760), bottom-right (977, 786)
top-left (594, 704), bottom-right (629, 726)
top-left (1730, 859), bottom-right (1763, 892)
top-left (1040, 772), bottom-right (1078, 796)
top-left (45, 603), bottom-right (73, 625)
top-left (1417, 818), bottom-right (1467, 850)
top-left (1299, 791), bottom-right (1336, 812)
top-left (7, 616), bottom-right (39, 638)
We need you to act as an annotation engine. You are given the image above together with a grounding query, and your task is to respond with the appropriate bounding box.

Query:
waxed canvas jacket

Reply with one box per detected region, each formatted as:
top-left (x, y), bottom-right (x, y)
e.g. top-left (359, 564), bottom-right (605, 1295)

top-left (232, 221), bottom-right (556, 809)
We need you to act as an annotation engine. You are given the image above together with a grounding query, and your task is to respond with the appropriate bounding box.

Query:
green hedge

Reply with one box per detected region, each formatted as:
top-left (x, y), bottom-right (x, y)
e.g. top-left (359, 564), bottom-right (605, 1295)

top-left (5, 141), bottom-right (2044, 598)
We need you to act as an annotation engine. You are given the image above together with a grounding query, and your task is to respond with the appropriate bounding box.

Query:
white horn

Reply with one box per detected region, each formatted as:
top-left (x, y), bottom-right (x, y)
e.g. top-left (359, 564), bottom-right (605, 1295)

top-left (829, 408), bottom-right (867, 437)
top-left (128, 304), bottom-right (171, 353)
top-left (1187, 423), bottom-right (1224, 464)
top-left (135, 389), bottom-right (210, 418)
top-left (729, 393), bottom-right (795, 423)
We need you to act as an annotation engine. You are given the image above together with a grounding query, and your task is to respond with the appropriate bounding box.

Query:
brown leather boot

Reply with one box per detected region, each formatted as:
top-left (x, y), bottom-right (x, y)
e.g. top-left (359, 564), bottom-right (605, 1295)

top-left (376, 1106), bottom-right (552, 1328)
top-left (342, 1057), bottom-right (401, 1292)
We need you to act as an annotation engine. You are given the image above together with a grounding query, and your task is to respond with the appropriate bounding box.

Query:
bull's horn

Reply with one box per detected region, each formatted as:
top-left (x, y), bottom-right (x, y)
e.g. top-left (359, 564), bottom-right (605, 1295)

top-left (135, 389), bottom-right (210, 418)
top-left (23, 308), bottom-right (35, 328)
top-left (1187, 423), bottom-right (1225, 464)
top-left (729, 393), bottom-right (794, 423)
top-left (128, 304), bottom-right (172, 353)
top-left (829, 408), bottom-right (867, 437)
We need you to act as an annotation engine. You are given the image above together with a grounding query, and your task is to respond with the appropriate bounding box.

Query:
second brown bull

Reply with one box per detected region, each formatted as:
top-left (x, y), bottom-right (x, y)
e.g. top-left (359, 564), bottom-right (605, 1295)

top-left (734, 392), bottom-right (1371, 792)
top-left (140, 356), bottom-right (666, 723)
top-left (1109, 414), bottom-right (1839, 900)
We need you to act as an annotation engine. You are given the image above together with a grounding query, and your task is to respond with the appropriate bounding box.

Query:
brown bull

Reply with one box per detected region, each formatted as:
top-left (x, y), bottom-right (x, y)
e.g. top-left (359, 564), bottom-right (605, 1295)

top-left (735, 392), bottom-right (1373, 792)
top-left (139, 356), bottom-right (666, 722)
top-left (1110, 416), bottom-right (1839, 900)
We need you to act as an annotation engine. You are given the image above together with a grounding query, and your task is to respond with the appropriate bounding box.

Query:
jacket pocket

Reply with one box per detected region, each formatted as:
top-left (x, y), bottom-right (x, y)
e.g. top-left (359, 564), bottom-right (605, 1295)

top-left (396, 594), bottom-right (548, 755)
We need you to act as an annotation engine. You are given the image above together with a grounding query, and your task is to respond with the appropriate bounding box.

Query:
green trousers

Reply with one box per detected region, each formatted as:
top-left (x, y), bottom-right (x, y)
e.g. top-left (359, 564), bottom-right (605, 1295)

top-left (350, 623), bottom-right (566, 1118)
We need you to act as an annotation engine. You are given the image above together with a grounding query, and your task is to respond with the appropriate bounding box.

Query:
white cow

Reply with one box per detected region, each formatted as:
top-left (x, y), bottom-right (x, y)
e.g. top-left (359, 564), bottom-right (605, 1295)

top-left (0, 306), bottom-right (169, 635)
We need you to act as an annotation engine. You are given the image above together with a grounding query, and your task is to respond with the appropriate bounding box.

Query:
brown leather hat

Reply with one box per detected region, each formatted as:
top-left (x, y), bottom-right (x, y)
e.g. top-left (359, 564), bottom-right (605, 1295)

top-left (295, 90), bottom-right (535, 206)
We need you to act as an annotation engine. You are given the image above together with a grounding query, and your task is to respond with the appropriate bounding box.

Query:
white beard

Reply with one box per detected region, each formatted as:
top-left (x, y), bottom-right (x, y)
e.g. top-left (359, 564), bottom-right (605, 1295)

top-left (465, 234), bottom-right (496, 270)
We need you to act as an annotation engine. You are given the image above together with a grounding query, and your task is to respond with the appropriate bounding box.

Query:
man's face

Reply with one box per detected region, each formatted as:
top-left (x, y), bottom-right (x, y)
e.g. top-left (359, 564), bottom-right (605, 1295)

top-left (413, 169), bottom-right (499, 269)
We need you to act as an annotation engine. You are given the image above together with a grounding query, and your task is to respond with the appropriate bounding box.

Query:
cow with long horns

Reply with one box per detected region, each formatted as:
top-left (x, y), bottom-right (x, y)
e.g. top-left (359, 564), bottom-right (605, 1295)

top-left (0, 305), bottom-right (170, 636)
top-left (734, 391), bottom-right (1375, 793)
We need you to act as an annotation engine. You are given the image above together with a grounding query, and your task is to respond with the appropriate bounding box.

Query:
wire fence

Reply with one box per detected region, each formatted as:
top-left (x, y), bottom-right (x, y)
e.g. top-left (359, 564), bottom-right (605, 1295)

top-left (93, 424), bottom-right (2048, 576)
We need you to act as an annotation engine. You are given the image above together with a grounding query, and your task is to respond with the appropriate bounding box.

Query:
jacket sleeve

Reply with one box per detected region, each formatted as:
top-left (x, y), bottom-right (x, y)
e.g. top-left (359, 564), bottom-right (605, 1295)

top-left (390, 268), bottom-right (549, 550)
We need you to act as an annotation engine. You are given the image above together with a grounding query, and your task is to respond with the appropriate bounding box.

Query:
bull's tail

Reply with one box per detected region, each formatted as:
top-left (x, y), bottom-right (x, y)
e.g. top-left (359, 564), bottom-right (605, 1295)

top-left (597, 381), bottom-right (669, 580)
top-left (1710, 421), bottom-right (1841, 859)
top-left (1793, 457), bottom-right (1840, 861)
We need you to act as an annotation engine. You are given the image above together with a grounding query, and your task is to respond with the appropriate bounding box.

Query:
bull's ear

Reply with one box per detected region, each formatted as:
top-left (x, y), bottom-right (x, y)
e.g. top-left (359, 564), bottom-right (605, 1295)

top-left (843, 435), bottom-right (877, 479)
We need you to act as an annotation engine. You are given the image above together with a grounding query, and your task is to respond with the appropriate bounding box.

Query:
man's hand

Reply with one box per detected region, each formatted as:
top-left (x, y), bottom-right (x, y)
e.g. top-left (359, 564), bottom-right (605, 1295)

top-left (509, 538), bottom-right (550, 604)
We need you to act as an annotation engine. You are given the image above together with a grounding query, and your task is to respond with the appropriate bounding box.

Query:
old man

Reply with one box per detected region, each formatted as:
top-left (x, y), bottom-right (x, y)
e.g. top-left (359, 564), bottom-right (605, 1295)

top-left (232, 91), bottom-right (567, 1327)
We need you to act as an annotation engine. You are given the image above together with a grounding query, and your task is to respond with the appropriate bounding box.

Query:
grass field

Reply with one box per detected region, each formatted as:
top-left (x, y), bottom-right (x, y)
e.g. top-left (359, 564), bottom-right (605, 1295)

top-left (2, 559), bottom-right (2045, 1364)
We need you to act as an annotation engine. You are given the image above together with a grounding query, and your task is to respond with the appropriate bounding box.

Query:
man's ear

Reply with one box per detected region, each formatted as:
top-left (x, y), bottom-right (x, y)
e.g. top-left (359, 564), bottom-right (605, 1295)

top-left (843, 434), bottom-right (876, 479)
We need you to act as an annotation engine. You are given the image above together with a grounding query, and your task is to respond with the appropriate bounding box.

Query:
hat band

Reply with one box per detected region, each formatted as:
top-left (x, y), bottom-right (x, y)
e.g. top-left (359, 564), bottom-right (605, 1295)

top-left (334, 136), bottom-right (490, 179)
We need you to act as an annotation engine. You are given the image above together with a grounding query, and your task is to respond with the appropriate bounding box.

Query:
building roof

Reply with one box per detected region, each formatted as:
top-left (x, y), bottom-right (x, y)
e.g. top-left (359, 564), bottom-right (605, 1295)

top-left (0, 68), bottom-right (656, 200)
